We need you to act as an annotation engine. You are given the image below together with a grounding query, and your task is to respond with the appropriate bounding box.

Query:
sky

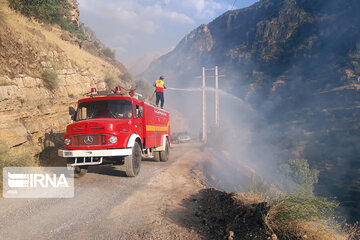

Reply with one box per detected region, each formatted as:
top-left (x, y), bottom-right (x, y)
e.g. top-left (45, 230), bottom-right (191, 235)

top-left (78, 0), bottom-right (259, 61)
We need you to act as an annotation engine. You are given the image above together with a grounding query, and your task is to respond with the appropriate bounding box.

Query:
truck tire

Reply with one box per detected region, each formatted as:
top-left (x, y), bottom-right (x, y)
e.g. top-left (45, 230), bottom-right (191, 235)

top-left (160, 139), bottom-right (170, 162)
top-left (154, 151), bottom-right (161, 162)
top-left (125, 142), bottom-right (142, 177)
top-left (74, 166), bottom-right (88, 178)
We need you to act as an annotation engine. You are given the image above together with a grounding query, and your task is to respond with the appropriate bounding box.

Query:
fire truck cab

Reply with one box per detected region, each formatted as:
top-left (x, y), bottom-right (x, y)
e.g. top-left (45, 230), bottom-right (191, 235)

top-left (58, 88), bottom-right (171, 177)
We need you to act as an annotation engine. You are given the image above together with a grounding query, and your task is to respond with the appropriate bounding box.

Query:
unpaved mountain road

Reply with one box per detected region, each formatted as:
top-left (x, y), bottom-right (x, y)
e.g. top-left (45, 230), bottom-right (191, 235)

top-left (0, 143), bottom-right (209, 240)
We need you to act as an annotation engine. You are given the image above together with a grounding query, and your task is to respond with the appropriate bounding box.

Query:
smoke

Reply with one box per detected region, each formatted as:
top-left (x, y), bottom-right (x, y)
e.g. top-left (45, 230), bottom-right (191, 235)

top-left (168, 87), bottom-right (245, 102)
top-left (165, 82), bottom-right (288, 194)
top-left (143, 0), bottom-right (360, 222)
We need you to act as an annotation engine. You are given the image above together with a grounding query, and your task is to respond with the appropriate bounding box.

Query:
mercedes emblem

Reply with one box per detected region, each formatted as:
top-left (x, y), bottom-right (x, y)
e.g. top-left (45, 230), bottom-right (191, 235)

top-left (84, 135), bottom-right (93, 145)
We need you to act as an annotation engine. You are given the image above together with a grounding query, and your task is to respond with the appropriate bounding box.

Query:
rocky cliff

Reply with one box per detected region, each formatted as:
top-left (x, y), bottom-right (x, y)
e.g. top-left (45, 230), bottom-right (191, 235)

top-left (143, 0), bottom-right (360, 221)
top-left (0, 3), bottom-right (132, 156)
top-left (67, 0), bottom-right (79, 26)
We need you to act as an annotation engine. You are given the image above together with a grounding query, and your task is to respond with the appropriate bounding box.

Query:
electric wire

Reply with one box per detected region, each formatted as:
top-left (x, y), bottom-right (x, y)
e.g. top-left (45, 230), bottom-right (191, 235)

top-left (231, 0), bottom-right (237, 10)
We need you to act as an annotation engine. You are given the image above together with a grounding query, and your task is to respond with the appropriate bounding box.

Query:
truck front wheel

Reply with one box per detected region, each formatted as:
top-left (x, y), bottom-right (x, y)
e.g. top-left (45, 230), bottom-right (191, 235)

top-left (125, 142), bottom-right (142, 177)
top-left (160, 139), bottom-right (170, 162)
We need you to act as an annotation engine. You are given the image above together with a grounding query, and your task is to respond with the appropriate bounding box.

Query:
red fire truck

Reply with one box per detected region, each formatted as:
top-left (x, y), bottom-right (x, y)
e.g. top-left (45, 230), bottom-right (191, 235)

top-left (58, 88), bottom-right (171, 177)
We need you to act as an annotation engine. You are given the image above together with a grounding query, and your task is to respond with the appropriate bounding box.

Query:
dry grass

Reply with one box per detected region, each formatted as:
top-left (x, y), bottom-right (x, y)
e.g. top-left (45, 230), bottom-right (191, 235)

top-left (0, 142), bottom-right (37, 197)
top-left (346, 222), bottom-right (360, 240)
top-left (104, 73), bottom-right (120, 89)
top-left (0, 0), bottom-right (7, 25)
top-left (289, 221), bottom-right (346, 240)
top-left (2, 2), bottom-right (127, 88)
top-left (42, 68), bottom-right (58, 90)
top-left (265, 193), bottom-right (344, 240)
top-left (266, 219), bottom-right (345, 240)
top-left (248, 175), bottom-right (283, 202)
top-left (234, 191), bottom-right (263, 205)
top-left (243, 177), bottom-right (346, 239)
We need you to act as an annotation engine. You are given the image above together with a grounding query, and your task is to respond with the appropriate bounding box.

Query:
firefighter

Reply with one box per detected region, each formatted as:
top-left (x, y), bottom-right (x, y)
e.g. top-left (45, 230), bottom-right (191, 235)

top-left (153, 76), bottom-right (166, 108)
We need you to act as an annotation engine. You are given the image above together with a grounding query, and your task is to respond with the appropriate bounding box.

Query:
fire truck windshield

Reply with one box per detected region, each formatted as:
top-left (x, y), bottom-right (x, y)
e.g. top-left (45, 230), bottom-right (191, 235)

top-left (76, 100), bottom-right (133, 121)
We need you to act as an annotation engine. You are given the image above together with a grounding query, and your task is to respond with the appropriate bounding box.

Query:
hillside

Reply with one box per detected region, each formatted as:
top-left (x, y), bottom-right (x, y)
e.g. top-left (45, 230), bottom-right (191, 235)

top-left (142, 0), bottom-right (360, 221)
top-left (0, 0), bottom-right (133, 157)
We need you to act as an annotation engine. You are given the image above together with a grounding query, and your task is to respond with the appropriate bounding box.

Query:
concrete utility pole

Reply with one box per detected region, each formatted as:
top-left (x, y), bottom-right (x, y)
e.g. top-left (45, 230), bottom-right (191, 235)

top-left (202, 67), bottom-right (207, 142)
top-left (215, 66), bottom-right (219, 126)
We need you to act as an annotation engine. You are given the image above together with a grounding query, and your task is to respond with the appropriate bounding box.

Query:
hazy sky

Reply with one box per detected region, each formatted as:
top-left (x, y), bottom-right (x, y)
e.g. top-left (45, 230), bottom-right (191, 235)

top-left (78, 0), bottom-right (259, 61)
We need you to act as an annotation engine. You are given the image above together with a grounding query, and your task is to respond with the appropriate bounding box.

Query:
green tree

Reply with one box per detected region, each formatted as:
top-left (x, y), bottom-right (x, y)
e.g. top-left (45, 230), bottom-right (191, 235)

top-left (8, 0), bottom-right (87, 40)
top-left (279, 158), bottom-right (320, 193)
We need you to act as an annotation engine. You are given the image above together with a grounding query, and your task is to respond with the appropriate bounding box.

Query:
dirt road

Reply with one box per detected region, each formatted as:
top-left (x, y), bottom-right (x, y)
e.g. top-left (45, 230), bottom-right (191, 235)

top-left (0, 143), bottom-right (209, 240)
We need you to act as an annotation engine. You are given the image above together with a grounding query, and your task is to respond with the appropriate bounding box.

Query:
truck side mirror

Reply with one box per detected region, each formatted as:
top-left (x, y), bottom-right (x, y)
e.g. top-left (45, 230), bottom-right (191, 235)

top-left (69, 107), bottom-right (76, 121)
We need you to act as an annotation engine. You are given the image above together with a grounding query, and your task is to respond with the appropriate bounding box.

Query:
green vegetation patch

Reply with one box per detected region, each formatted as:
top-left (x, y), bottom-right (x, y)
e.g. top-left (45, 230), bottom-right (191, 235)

top-left (102, 47), bottom-right (115, 60)
top-left (279, 158), bottom-right (320, 193)
top-left (8, 0), bottom-right (87, 40)
top-left (42, 68), bottom-right (58, 90)
top-left (9, 0), bottom-right (68, 23)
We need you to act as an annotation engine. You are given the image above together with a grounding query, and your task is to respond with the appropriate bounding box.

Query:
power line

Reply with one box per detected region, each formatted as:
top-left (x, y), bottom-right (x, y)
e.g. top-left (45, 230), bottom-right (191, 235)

top-left (231, 0), bottom-right (237, 10)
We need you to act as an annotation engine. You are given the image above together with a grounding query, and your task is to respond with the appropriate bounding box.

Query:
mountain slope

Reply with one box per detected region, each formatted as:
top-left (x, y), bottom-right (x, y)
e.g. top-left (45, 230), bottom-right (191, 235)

top-left (143, 0), bottom-right (360, 221)
top-left (0, 1), bottom-right (132, 156)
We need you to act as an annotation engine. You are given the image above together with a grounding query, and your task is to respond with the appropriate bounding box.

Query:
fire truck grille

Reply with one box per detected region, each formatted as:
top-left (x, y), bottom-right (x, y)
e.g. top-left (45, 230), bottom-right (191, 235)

top-left (72, 135), bottom-right (107, 146)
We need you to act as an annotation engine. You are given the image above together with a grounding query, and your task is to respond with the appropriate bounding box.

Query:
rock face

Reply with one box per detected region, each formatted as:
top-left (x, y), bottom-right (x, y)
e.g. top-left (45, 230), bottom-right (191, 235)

top-left (0, 7), bottom-right (131, 155)
top-left (143, 0), bottom-right (360, 221)
top-left (145, 0), bottom-right (360, 90)
top-left (67, 0), bottom-right (80, 26)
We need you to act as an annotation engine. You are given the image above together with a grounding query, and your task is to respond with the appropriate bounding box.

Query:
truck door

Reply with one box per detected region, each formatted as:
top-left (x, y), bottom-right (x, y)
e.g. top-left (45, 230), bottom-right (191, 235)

top-left (134, 104), bottom-right (144, 139)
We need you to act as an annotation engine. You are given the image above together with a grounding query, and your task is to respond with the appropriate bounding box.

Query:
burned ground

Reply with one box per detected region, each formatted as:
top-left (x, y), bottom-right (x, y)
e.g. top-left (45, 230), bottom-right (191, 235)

top-left (192, 188), bottom-right (271, 240)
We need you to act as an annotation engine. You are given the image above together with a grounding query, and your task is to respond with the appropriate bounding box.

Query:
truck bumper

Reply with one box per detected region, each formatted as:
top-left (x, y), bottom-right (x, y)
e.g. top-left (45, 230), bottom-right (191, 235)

top-left (58, 149), bottom-right (132, 166)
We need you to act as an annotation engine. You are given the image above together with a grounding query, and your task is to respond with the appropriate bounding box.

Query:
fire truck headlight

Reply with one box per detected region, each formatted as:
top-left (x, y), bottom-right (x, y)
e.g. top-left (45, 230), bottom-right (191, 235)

top-left (109, 136), bottom-right (118, 144)
top-left (64, 138), bottom-right (71, 146)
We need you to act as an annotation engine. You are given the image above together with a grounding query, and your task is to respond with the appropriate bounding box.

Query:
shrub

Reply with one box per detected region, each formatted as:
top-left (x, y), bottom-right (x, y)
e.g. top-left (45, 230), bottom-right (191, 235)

top-left (102, 47), bottom-right (115, 59)
top-left (249, 176), bottom-right (281, 201)
top-left (94, 41), bottom-right (100, 49)
top-left (8, 0), bottom-right (69, 24)
top-left (279, 158), bottom-right (319, 193)
top-left (104, 74), bottom-right (119, 89)
top-left (42, 68), bottom-right (58, 90)
top-left (120, 72), bottom-right (133, 82)
top-left (59, 19), bottom-right (87, 40)
top-left (8, 0), bottom-right (87, 40)
top-left (266, 193), bottom-right (339, 239)
top-left (135, 78), bottom-right (153, 99)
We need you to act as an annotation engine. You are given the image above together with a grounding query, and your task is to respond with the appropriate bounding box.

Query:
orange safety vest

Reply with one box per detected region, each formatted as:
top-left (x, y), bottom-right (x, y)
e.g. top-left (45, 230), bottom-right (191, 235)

top-left (155, 79), bottom-right (165, 92)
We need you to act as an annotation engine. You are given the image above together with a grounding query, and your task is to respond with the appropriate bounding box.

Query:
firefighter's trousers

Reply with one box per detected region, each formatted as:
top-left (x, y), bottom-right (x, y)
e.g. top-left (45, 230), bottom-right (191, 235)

top-left (156, 92), bottom-right (164, 108)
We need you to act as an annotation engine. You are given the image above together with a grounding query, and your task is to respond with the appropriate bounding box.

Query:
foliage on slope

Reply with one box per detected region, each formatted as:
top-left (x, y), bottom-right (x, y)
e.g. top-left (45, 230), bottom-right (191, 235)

top-left (8, 0), bottom-right (86, 39)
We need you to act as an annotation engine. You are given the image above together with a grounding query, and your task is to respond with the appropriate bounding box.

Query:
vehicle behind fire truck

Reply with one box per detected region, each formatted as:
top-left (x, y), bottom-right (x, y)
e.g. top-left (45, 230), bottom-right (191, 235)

top-left (58, 88), bottom-right (171, 177)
